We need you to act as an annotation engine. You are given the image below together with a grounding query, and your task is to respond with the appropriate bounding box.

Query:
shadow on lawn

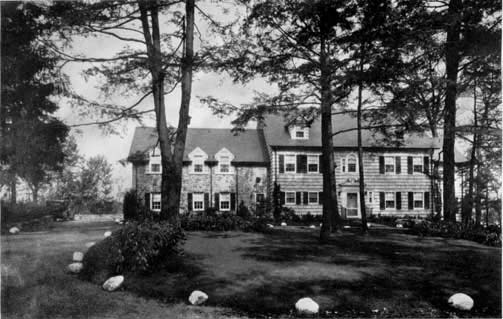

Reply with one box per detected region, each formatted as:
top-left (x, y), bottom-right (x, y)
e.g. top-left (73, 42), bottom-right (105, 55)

top-left (127, 229), bottom-right (501, 318)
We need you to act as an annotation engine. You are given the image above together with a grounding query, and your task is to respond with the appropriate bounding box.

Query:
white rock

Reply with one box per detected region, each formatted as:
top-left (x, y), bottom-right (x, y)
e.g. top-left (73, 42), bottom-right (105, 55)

top-left (267, 224), bottom-right (274, 228)
top-left (103, 275), bottom-right (124, 292)
top-left (343, 225), bottom-right (351, 229)
top-left (85, 242), bottom-right (95, 248)
top-left (114, 218), bottom-right (123, 224)
top-left (67, 262), bottom-right (83, 274)
top-left (309, 225), bottom-right (316, 229)
top-left (448, 293), bottom-right (474, 311)
top-left (396, 224), bottom-right (403, 228)
top-left (73, 251), bottom-right (84, 262)
top-left (295, 297), bottom-right (319, 315)
top-left (281, 222), bottom-right (287, 226)
top-left (319, 223), bottom-right (322, 227)
top-left (104, 231), bottom-right (112, 238)
top-left (9, 227), bottom-right (20, 234)
top-left (188, 290), bottom-right (208, 305)
top-left (367, 223), bottom-right (371, 228)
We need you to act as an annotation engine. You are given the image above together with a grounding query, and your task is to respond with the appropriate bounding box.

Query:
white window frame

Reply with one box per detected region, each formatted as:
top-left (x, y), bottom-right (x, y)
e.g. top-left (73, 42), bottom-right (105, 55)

top-left (307, 155), bottom-right (319, 173)
top-left (219, 193), bottom-right (230, 211)
top-left (151, 193), bottom-right (161, 211)
top-left (385, 192), bottom-right (395, 208)
top-left (413, 157), bottom-right (423, 174)
top-left (193, 193), bottom-right (204, 211)
top-left (285, 191), bottom-right (296, 204)
top-left (347, 154), bottom-right (358, 173)
top-left (147, 147), bottom-right (162, 174)
top-left (192, 155), bottom-right (204, 174)
top-left (284, 155), bottom-right (296, 173)
top-left (218, 155), bottom-right (231, 174)
top-left (385, 156), bottom-right (395, 174)
top-left (292, 126), bottom-right (308, 140)
top-left (308, 192), bottom-right (318, 204)
top-left (414, 192), bottom-right (423, 209)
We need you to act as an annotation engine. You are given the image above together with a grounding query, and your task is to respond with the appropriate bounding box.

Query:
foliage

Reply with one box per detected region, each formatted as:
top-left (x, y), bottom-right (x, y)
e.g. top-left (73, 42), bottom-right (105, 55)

top-left (0, 202), bottom-right (60, 225)
top-left (409, 220), bottom-right (501, 247)
top-left (1, 2), bottom-right (69, 202)
top-left (123, 189), bottom-right (141, 221)
top-left (236, 201), bottom-right (251, 219)
top-left (82, 219), bottom-right (185, 282)
top-left (181, 212), bottom-right (253, 232)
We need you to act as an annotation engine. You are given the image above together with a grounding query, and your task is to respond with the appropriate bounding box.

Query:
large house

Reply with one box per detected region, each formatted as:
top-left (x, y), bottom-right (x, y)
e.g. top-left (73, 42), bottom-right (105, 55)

top-left (128, 113), bottom-right (441, 218)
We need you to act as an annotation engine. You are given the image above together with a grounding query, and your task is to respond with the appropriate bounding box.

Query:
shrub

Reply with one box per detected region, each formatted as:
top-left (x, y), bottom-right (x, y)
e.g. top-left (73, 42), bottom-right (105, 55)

top-left (237, 201), bottom-right (251, 219)
top-left (82, 219), bottom-right (185, 282)
top-left (278, 207), bottom-right (300, 223)
top-left (204, 206), bottom-right (218, 217)
top-left (409, 220), bottom-right (501, 247)
top-left (181, 212), bottom-right (252, 231)
top-left (123, 190), bottom-right (140, 221)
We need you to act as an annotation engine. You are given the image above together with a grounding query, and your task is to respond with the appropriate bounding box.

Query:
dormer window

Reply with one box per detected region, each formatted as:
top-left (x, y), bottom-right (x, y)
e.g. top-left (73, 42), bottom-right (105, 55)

top-left (188, 147), bottom-right (208, 174)
top-left (290, 125), bottom-right (309, 140)
top-left (215, 148), bottom-right (235, 174)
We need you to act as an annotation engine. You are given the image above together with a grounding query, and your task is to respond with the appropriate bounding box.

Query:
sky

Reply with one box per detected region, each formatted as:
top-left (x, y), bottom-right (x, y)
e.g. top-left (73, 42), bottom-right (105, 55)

top-left (52, 3), bottom-right (477, 199)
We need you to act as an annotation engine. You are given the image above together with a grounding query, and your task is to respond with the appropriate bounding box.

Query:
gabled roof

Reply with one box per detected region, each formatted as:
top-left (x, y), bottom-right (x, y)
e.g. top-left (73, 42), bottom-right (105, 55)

top-left (128, 127), bottom-right (268, 164)
top-left (262, 113), bottom-right (440, 149)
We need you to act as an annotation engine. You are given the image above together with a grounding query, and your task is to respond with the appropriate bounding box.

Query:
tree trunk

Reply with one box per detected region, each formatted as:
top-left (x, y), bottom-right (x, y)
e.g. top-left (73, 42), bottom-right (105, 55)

top-left (357, 52), bottom-right (368, 234)
top-left (474, 164), bottom-right (482, 225)
top-left (319, 35), bottom-right (340, 242)
top-left (442, 0), bottom-right (461, 222)
top-left (485, 187), bottom-right (489, 226)
top-left (463, 84), bottom-right (477, 226)
top-left (10, 174), bottom-right (16, 204)
top-left (31, 184), bottom-right (39, 203)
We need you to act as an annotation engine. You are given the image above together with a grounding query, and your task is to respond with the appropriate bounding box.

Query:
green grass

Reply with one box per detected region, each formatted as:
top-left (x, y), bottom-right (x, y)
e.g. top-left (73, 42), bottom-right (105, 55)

top-left (2, 221), bottom-right (501, 318)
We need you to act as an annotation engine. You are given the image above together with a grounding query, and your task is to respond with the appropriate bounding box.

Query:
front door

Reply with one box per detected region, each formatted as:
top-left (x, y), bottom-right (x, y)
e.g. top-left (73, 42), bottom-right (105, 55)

top-left (346, 193), bottom-right (359, 217)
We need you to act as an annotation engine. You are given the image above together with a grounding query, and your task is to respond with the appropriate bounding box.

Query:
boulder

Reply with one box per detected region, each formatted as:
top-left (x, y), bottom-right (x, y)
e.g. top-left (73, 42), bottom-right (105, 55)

top-left (267, 224), bottom-right (274, 228)
top-left (104, 231), bottom-right (112, 238)
top-left (309, 225), bottom-right (316, 229)
top-left (73, 251), bottom-right (84, 262)
top-left (9, 227), bottom-right (20, 234)
top-left (448, 293), bottom-right (474, 311)
top-left (281, 222), bottom-right (287, 227)
top-left (343, 225), bottom-right (351, 229)
top-left (188, 290), bottom-right (208, 305)
top-left (295, 297), bottom-right (319, 315)
top-left (85, 242), bottom-right (95, 248)
top-left (396, 223), bottom-right (404, 228)
top-left (102, 275), bottom-right (124, 291)
top-left (67, 262), bottom-right (83, 274)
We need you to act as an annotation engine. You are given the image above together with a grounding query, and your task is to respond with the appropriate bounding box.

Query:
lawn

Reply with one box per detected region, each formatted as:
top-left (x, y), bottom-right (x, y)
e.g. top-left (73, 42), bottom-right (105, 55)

top-left (2, 222), bottom-right (501, 318)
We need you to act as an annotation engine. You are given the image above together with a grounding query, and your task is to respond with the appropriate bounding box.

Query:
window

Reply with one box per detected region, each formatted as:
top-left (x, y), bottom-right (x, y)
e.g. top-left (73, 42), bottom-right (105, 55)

top-left (150, 163), bottom-right (161, 173)
top-left (308, 192), bottom-right (318, 204)
top-left (151, 193), bottom-right (161, 211)
top-left (151, 147), bottom-right (161, 157)
top-left (414, 192), bottom-right (423, 208)
top-left (385, 156), bottom-right (395, 173)
top-left (219, 156), bottom-right (231, 173)
top-left (413, 157), bottom-right (423, 173)
top-left (308, 155), bottom-right (319, 172)
top-left (385, 192), bottom-right (395, 208)
top-left (193, 193), bottom-right (204, 211)
top-left (220, 193), bottom-right (230, 211)
top-left (285, 192), bottom-right (296, 204)
top-left (256, 193), bottom-right (265, 204)
top-left (285, 155), bottom-right (296, 172)
top-left (292, 126), bottom-right (308, 139)
top-left (347, 154), bottom-right (357, 173)
top-left (295, 130), bottom-right (305, 138)
top-left (193, 155), bottom-right (204, 173)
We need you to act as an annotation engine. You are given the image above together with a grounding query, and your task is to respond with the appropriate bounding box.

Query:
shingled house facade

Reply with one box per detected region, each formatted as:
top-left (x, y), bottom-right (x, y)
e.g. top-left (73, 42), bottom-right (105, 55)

top-left (128, 114), bottom-right (440, 218)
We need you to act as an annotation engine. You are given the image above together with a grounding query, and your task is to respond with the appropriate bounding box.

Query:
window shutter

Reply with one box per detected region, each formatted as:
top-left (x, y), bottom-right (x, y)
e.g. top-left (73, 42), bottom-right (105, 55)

top-left (396, 192), bottom-right (402, 210)
top-left (379, 156), bottom-right (385, 174)
top-left (278, 154), bottom-right (284, 173)
top-left (296, 192), bottom-right (302, 205)
top-left (318, 192), bottom-right (323, 204)
top-left (424, 192), bottom-right (430, 209)
top-left (145, 193), bottom-right (151, 210)
top-left (303, 192), bottom-right (308, 205)
top-left (188, 193), bottom-right (192, 211)
top-left (204, 193), bottom-right (209, 210)
top-left (408, 192), bottom-right (413, 210)
top-left (379, 192), bottom-right (385, 210)
top-left (280, 192), bottom-right (285, 205)
top-left (214, 193), bottom-right (219, 208)
top-left (395, 156), bottom-right (401, 174)
top-left (341, 158), bottom-right (346, 172)
top-left (407, 157), bottom-right (413, 174)
top-left (296, 155), bottom-right (307, 173)
top-left (230, 193), bottom-right (236, 210)
top-left (423, 156), bottom-right (430, 174)
top-left (319, 155), bottom-right (323, 173)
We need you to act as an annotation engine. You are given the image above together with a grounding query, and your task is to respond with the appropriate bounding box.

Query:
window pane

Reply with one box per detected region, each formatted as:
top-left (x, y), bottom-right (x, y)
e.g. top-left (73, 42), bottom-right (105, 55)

top-left (296, 130), bottom-right (304, 138)
top-left (151, 163), bottom-right (161, 172)
top-left (308, 192), bottom-right (318, 203)
top-left (194, 164), bottom-right (203, 172)
top-left (308, 164), bottom-right (318, 172)
top-left (256, 193), bottom-right (265, 203)
top-left (220, 164), bottom-right (229, 172)
top-left (413, 165), bottom-right (422, 173)
top-left (286, 192), bottom-right (295, 203)
top-left (348, 163), bottom-right (356, 172)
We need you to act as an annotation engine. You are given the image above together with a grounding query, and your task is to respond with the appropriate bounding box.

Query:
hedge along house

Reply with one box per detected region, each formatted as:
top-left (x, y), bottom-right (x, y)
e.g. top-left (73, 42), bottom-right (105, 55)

top-left (260, 113), bottom-right (441, 218)
top-left (127, 127), bottom-right (269, 214)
